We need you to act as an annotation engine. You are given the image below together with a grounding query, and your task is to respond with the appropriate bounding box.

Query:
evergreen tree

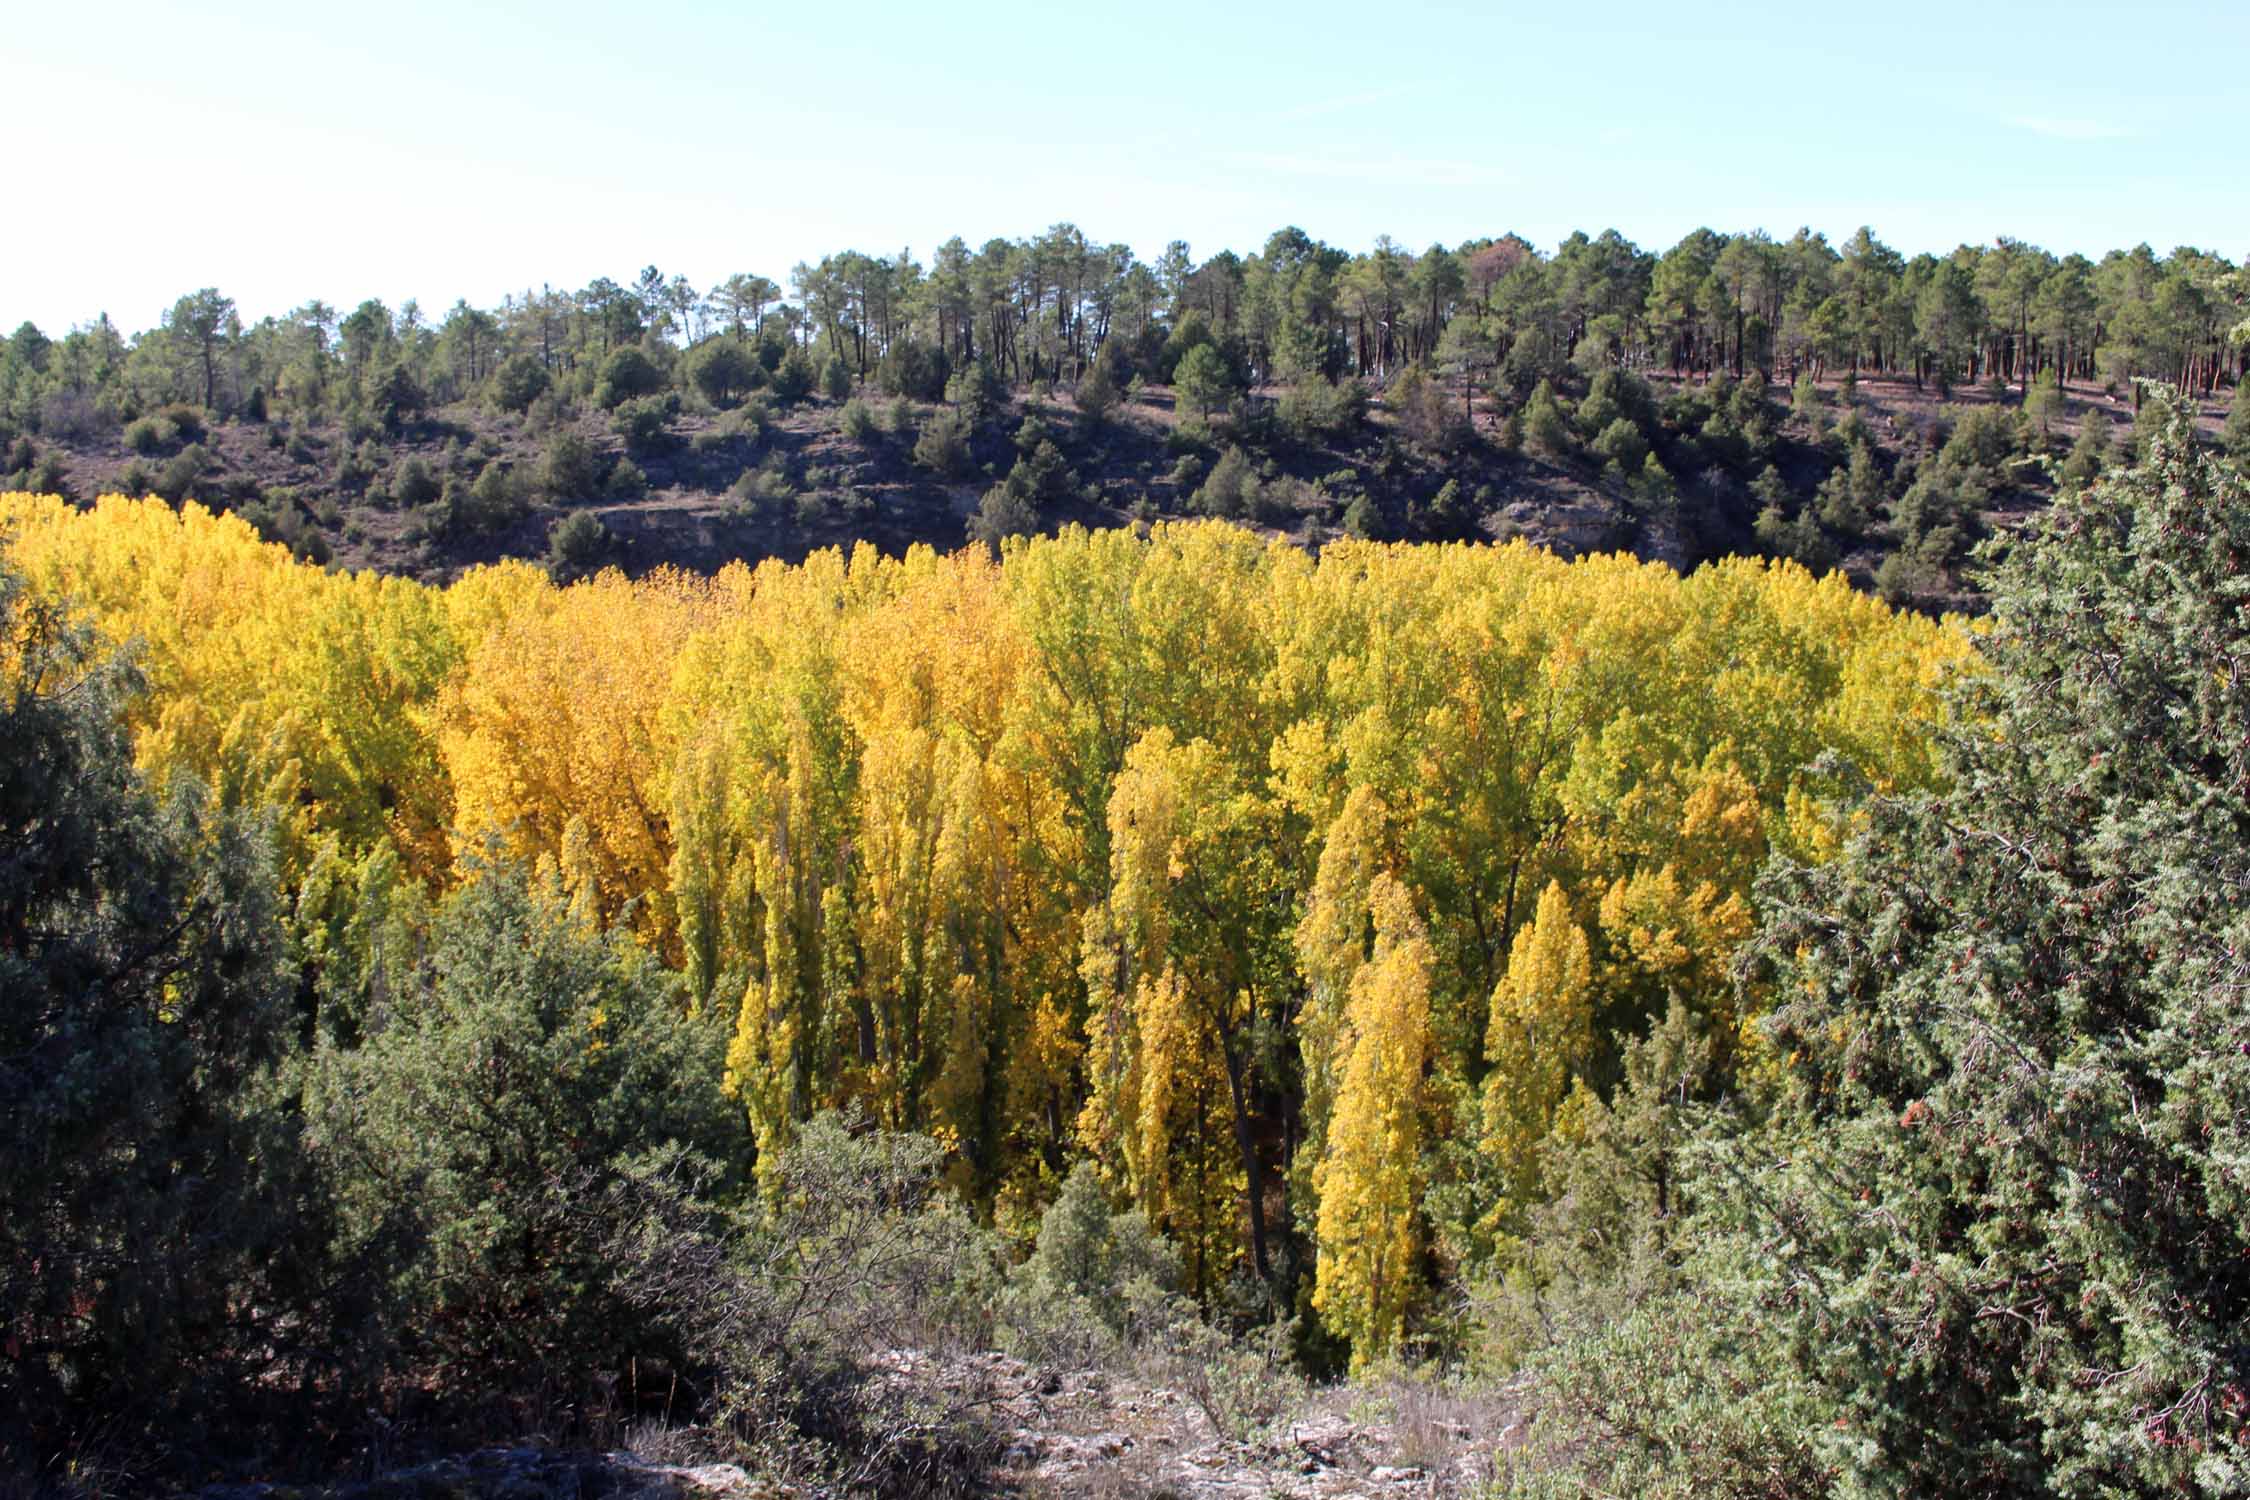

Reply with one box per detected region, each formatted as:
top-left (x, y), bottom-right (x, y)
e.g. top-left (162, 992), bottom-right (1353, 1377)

top-left (1725, 390), bottom-right (2250, 1494)
top-left (0, 561), bottom-right (317, 1458)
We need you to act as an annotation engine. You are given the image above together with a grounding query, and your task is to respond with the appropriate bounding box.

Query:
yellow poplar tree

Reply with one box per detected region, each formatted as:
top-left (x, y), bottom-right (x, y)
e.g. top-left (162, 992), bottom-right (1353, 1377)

top-left (1481, 880), bottom-right (1594, 1232)
top-left (1313, 874), bottom-right (1434, 1369)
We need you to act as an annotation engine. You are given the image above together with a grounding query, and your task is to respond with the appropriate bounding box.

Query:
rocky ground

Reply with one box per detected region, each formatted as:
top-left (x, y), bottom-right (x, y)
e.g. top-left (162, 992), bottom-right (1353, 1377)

top-left (970, 1352), bottom-right (1521, 1498)
top-left (185, 1350), bottom-right (1523, 1500)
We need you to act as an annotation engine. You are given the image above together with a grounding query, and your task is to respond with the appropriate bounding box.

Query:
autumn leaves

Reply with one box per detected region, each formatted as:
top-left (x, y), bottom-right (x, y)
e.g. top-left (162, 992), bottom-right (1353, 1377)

top-left (0, 491), bottom-right (1963, 1367)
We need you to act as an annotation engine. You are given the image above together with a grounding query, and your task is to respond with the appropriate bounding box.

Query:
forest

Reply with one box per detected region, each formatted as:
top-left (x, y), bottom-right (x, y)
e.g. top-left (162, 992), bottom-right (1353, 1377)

top-left (3, 218), bottom-right (2250, 1497)
top-left (4, 224), bottom-right (2247, 617)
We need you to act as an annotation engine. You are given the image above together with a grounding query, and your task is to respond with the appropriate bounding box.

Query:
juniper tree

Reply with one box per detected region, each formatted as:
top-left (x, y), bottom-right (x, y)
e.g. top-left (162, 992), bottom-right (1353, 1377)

top-left (1727, 389), bottom-right (2250, 1495)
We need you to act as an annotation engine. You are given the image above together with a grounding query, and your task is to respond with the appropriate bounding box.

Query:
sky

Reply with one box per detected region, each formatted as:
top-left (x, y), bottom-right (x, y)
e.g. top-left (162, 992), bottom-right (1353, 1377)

top-left (10, 0), bottom-right (2245, 337)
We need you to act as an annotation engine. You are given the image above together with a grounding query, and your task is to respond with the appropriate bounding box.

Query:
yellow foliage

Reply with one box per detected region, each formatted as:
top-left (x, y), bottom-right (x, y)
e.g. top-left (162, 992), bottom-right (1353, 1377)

top-left (1, 500), bottom-right (1970, 1276)
top-left (1481, 881), bottom-right (1595, 1229)
top-left (1313, 874), bottom-right (1435, 1368)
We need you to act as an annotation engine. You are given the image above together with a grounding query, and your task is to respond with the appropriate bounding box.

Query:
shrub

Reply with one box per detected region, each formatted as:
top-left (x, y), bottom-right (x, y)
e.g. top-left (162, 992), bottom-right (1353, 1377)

top-left (123, 415), bottom-right (176, 454)
top-left (603, 1112), bottom-right (1003, 1490)
top-left (875, 338), bottom-right (949, 402)
top-left (544, 510), bottom-right (613, 581)
top-left (945, 358), bottom-right (1006, 425)
top-left (839, 397), bottom-right (878, 444)
top-left (966, 481), bottom-right (1039, 548)
top-left (391, 454), bottom-right (441, 509)
top-left (593, 345), bottom-right (666, 409)
top-left (605, 457), bottom-right (648, 501)
top-left (308, 865), bottom-right (737, 1389)
top-left (1000, 1164), bottom-right (1179, 1367)
top-left (153, 443), bottom-right (211, 502)
top-left (913, 409), bottom-right (972, 478)
top-left (730, 455), bottom-right (797, 521)
top-left (488, 352), bottom-right (551, 413)
top-left (770, 347), bottom-right (816, 404)
top-left (1522, 379), bottom-right (1572, 457)
top-left (1073, 361), bottom-right (1120, 427)
top-left (818, 352), bottom-right (852, 401)
top-left (540, 430), bottom-right (604, 500)
top-left (0, 556), bottom-right (328, 1462)
top-left (611, 393), bottom-right (680, 454)
top-left (1277, 374), bottom-right (1368, 443)
top-left (685, 338), bottom-right (763, 408)
top-left (1193, 445), bottom-right (1256, 519)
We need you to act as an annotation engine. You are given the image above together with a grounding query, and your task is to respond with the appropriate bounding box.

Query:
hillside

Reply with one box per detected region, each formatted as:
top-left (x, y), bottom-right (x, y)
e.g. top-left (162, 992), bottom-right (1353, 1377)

top-left (6, 359), bottom-right (2233, 612)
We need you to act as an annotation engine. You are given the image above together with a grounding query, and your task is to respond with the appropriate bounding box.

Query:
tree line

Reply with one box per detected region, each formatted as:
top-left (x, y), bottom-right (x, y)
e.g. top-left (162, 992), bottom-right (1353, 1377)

top-left (4, 225), bottom-right (2245, 444)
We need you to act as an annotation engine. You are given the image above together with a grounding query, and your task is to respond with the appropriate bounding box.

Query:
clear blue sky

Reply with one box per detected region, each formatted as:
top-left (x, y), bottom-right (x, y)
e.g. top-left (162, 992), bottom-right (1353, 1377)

top-left (12, 0), bottom-right (2244, 336)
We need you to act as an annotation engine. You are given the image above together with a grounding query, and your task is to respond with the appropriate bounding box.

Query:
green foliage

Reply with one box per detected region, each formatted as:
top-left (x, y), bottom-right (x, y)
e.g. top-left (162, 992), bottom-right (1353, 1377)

top-left (546, 511), bottom-right (611, 578)
top-left (1496, 327), bottom-right (1559, 401)
top-left (770, 346), bottom-right (816, 405)
top-left (0, 563), bottom-right (317, 1452)
top-left (488, 351), bottom-right (551, 413)
top-left (308, 863), bottom-right (739, 1386)
top-left (730, 454), bottom-right (797, 521)
top-left (611, 392), bottom-right (680, 453)
top-left (593, 345), bottom-right (666, 409)
top-left (445, 460), bottom-right (526, 536)
top-left (818, 352), bottom-right (852, 401)
top-left (2024, 367), bottom-right (2065, 438)
top-left (1590, 416), bottom-right (1647, 473)
top-left (685, 337), bottom-right (763, 408)
top-left (1193, 445), bottom-right (1256, 519)
top-left (913, 407), bottom-right (972, 478)
top-left (1726, 391), bottom-right (2250, 1495)
top-left (604, 456), bottom-right (648, 501)
top-left (148, 441), bottom-right (211, 502)
top-left (1173, 342), bottom-right (1234, 421)
top-left (945, 357), bottom-right (1006, 425)
top-left (540, 430), bottom-right (604, 500)
top-left (124, 414), bottom-right (173, 454)
top-left (2226, 379), bottom-right (2250, 461)
top-left (1753, 495), bottom-right (1836, 573)
top-left (1575, 368), bottom-right (1656, 442)
top-left (1073, 359), bottom-right (1120, 427)
top-left (1522, 379), bottom-right (1571, 457)
top-left (368, 363), bottom-right (426, 432)
top-left (874, 338), bottom-right (949, 402)
top-left (1276, 373), bottom-right (1367, 443)
top-left (1003, 1161), bottom-right (1181, 1363)
top-left (839, 396), bottom-right (878, 444)
top-left (391, 453), bottom-right (441, 509)
top-left (604, 1112), bottom-right (1001, 1489)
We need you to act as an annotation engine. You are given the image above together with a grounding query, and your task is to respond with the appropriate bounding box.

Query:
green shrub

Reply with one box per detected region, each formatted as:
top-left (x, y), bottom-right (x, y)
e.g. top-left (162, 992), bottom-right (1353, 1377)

top-left (685, 337), bottom-right (763, 407)
top-left (391, 454), bottom-right (441, 509)
top-left (839, 397), bottom-right (878, 444)
top-left (308, 864), bottom-right (737, 1388)
top-left (488, 352), bottom-right (551, 413)
top-left (593, 345), bottom-right (666, 409)
top-left (153, 442), bottom-right (211, 502)
top-left (123, 415), bottom-right (176, 454)
top-left (544, 509), bottom-right (612, 580)
top-left (605, 457), bottom-right (648, 501)
top-left (540, 431), bottom-right (604, 500)
top-left (770, 347), bottom-right (815, 404)
top-left (913, 409), bottom-right (971, 478)
top-left (611, 393), bottom-right (679, 453)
